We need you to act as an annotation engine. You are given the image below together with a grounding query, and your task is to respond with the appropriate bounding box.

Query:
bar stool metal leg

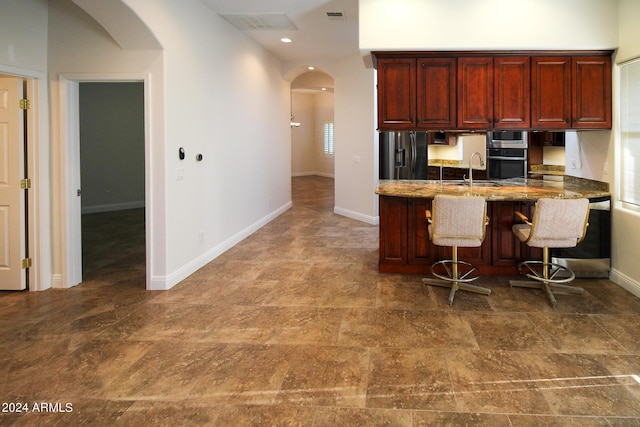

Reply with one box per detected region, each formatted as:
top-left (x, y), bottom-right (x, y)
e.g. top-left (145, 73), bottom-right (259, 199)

top-left (423, 246), bottom-right (491, 305)
top-left (510, 248), bottom-right (583, 308)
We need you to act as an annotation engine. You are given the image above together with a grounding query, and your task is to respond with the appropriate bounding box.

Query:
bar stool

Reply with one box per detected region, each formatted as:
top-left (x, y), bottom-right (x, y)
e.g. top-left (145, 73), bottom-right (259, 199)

top-left (510, 198), bottom-right (590, 307)
top-left (422, 195), bottom-right (491, 305)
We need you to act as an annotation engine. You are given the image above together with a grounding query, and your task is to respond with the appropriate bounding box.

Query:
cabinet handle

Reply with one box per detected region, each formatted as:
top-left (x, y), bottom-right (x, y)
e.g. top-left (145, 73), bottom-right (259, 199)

top-left (566, 118), bottom-right (570, 123)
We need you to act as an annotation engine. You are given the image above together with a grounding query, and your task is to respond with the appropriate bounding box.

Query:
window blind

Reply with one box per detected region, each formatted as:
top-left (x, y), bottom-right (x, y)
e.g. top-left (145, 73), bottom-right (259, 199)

top-left (621, 58), bottom-right (640, 209)
top-left (323, 121), bottom-right (334, 156)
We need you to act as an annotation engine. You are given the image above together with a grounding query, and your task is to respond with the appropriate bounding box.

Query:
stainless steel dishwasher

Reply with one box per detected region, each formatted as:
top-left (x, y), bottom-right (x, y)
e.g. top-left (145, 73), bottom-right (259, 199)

top-left (552, 197), bottom-right (611, 278)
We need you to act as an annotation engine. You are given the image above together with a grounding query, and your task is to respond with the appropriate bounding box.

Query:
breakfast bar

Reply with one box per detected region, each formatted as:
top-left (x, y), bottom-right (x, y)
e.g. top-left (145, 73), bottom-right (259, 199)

top-left (376, 176), bottom-right (610, 275)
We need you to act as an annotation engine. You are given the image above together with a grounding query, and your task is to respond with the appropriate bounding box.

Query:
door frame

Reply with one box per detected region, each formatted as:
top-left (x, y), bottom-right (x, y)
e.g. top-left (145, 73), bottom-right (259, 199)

top-left (0, 65), bottom-right (46, 291)
top-left (59, 73), bottom-right (151, 289)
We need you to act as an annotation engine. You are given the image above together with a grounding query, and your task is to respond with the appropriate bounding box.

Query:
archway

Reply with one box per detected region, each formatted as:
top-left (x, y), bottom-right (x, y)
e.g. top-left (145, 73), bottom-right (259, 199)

top-left (290, 70), bottom-right (335, 180)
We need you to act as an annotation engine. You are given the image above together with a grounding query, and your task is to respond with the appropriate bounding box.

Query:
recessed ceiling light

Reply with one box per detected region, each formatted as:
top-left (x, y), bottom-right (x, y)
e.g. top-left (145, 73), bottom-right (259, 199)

top-left (321, 87), bottom-right (326, 91)
top-left (281, 37), bottom-right (292, 43)
top-left (308, 66), bottom-right (315, 70)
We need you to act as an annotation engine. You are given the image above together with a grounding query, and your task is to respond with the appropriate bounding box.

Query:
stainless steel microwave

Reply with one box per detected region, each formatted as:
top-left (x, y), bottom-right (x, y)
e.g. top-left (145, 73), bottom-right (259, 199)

top-left (486, 131), bottom-right (528, 149)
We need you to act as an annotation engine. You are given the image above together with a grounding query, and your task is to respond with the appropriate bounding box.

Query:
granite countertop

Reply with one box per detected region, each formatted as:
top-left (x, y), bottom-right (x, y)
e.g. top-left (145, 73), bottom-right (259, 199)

top-left (376, 176), bottom-right (610, 201)
top-left (529, 164), bottom-right (566, 176)
top-left (428, 159), bottom-right (486, 170)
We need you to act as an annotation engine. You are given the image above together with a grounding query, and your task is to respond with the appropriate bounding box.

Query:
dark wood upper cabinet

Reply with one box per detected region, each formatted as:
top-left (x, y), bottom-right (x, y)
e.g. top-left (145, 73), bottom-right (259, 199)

top-left (417, 57), bottom-right (456, 129)
top-left (377, 57), bottom-right (416, 130)
top-left (374, 51), bottom-right (612, 131)
top-left (572, 56), bottom-right (612, 129)
top-left (531, 56), bottom-right (572, 129)
top-left (457, 56), bottom-right (493, 129)
top-left (494, 56), bottom-right (530, 129)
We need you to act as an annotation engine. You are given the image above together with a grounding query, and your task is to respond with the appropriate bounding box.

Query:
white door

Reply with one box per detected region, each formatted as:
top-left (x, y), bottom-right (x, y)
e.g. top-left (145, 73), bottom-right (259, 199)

top-left (0, 77), bottom-right (26, 290)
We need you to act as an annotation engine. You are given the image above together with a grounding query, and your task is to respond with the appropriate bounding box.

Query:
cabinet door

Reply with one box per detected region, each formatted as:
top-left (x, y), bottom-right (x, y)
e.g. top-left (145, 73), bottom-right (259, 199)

top-left (457, 57), bottom-right (493, 129)
top-left (377, 58), bottom-right (416, 130)
top-left (379, 196), bottom-right (408, 265)
top-left (531, 56), bottom-right (571, 129)
top-left (572, 56), bottom-right (612, 129)
top-left (494, 57), bottom-right (530, 129)
top-left (427, 166), bottom-right (440, 180)
top-left (417, 58), bottom-right (456, 129)
top-left (491, 201), bottom-right (522, 267)
top-left (408, 199), bottom-right (436, 264)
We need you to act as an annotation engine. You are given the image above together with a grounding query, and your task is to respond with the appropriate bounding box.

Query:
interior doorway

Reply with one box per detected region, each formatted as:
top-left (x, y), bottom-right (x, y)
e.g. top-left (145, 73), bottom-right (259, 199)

top-left (78, 82), bottom-right (146, 287)
top-left (60, 75), bottom-right (150, 289)
top-left (290, 70), bottom-right (335, 179)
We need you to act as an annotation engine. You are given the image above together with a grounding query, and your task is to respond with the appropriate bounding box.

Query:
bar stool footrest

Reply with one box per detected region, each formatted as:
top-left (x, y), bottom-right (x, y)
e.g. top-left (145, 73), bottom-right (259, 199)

top-left (431, 259), bottom-right (481, 283)
top-left (517, 260), bottom-right (576, 284)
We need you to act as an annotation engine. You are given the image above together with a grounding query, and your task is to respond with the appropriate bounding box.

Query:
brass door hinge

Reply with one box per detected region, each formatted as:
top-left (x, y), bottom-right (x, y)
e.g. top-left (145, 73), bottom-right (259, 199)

top-left (20, 178), bottom-right (31, 189)
top-left (22, 258), bottom-right (32, 269)
top-left (19, 99), bottom-right (31, 110)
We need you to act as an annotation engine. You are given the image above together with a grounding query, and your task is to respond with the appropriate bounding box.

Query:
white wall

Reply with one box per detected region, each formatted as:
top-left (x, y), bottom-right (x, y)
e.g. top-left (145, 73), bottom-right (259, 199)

top-left (360, 0), bottom-right (618, 53)
top-left (291, 92), bottom-right (316, 175)
top-left (79, 82), bottom-right (145, 213)
top-left (119, 0), bottom-right (291, 288)
top-left (617, 0), bottom-right (640, 64)
top-left (331, 54), bottom-right (378, 224)
top-left (564, 131), bottom-right (611, 181)
top-left (0, 0), bottom-right (48, 72)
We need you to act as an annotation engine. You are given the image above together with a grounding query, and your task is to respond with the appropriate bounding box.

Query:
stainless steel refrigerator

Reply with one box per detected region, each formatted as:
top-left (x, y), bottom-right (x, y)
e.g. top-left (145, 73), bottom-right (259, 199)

top-left (379, 131), bottom-right (428, 180)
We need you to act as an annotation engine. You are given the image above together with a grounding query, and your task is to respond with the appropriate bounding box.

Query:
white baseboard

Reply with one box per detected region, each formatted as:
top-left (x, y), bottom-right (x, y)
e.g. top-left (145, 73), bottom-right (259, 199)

top-left (82, 201), bottom-right (145, 214)
top-left (334, 206), bottom-right (379, 225)
top-left (314, 172), bottom-right (335, 178)
top-left (609, 268), bottom-right (640, 298)
top-left (50, 273), bottom-right (64, 289)
top-left (291, 172), bottom-right (335, 178)
top-left (149, 201), bottom-right (293, 291)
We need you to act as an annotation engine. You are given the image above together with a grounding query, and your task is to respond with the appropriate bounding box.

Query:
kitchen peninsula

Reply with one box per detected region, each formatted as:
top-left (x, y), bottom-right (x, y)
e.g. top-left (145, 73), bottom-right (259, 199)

top-left (377, 176), bottom-right (609, 275)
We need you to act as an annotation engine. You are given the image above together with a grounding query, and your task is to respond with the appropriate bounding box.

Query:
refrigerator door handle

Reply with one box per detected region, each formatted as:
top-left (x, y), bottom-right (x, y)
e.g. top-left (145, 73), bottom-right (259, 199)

top-left (395, 148), bottom-right (406, 168)
top-left (410, 134), bottom-right (417, 178)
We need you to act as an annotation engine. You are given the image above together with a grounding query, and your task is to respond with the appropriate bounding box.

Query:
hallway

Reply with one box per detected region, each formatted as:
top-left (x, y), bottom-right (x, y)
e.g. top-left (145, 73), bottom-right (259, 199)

top-left (1, 176), bottom-right (639, 426)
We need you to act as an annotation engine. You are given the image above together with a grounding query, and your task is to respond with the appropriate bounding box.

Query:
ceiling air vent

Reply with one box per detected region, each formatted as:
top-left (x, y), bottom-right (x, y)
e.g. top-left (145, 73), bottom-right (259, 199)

top-left (326, 11), bottom-right (345, 21)
top-left (219, 13), bottom-right (298, 31)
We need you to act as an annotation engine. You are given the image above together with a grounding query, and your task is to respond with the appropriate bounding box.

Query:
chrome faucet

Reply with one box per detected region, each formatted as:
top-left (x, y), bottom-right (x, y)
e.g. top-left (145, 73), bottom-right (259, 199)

top-left (466, 152), bottom-right (485, 187)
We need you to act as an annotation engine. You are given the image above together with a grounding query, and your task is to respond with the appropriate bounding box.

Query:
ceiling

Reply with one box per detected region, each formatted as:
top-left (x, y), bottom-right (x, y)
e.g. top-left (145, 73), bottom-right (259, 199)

top-left (199, 0), bottom-right (359, 67)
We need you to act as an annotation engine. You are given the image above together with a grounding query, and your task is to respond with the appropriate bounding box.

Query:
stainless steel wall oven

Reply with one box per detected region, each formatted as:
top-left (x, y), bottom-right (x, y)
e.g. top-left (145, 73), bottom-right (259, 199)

top-left (486, 131), bottom-right (528, 179)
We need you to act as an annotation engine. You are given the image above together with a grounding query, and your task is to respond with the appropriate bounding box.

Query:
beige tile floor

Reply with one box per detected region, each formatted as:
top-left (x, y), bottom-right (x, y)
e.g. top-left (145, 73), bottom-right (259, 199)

top-left (1, 175), bottom-right (639, 426)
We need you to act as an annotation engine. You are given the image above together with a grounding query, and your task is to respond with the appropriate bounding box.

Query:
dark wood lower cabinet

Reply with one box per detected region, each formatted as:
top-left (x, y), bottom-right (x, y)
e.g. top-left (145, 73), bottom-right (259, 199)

top-left (378, 196), bottom-right (407, 266)
top-left (408, 199), bottom-right (436, 265)
top-left (379, 196), bottom-right (536, 275)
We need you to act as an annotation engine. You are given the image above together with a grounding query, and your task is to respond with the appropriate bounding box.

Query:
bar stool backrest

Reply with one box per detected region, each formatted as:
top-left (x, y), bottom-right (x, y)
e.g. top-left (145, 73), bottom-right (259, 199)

top-left (527, 198), bottom-right (590, 248)
top-left (430, 195), bottom-right (487, 247)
